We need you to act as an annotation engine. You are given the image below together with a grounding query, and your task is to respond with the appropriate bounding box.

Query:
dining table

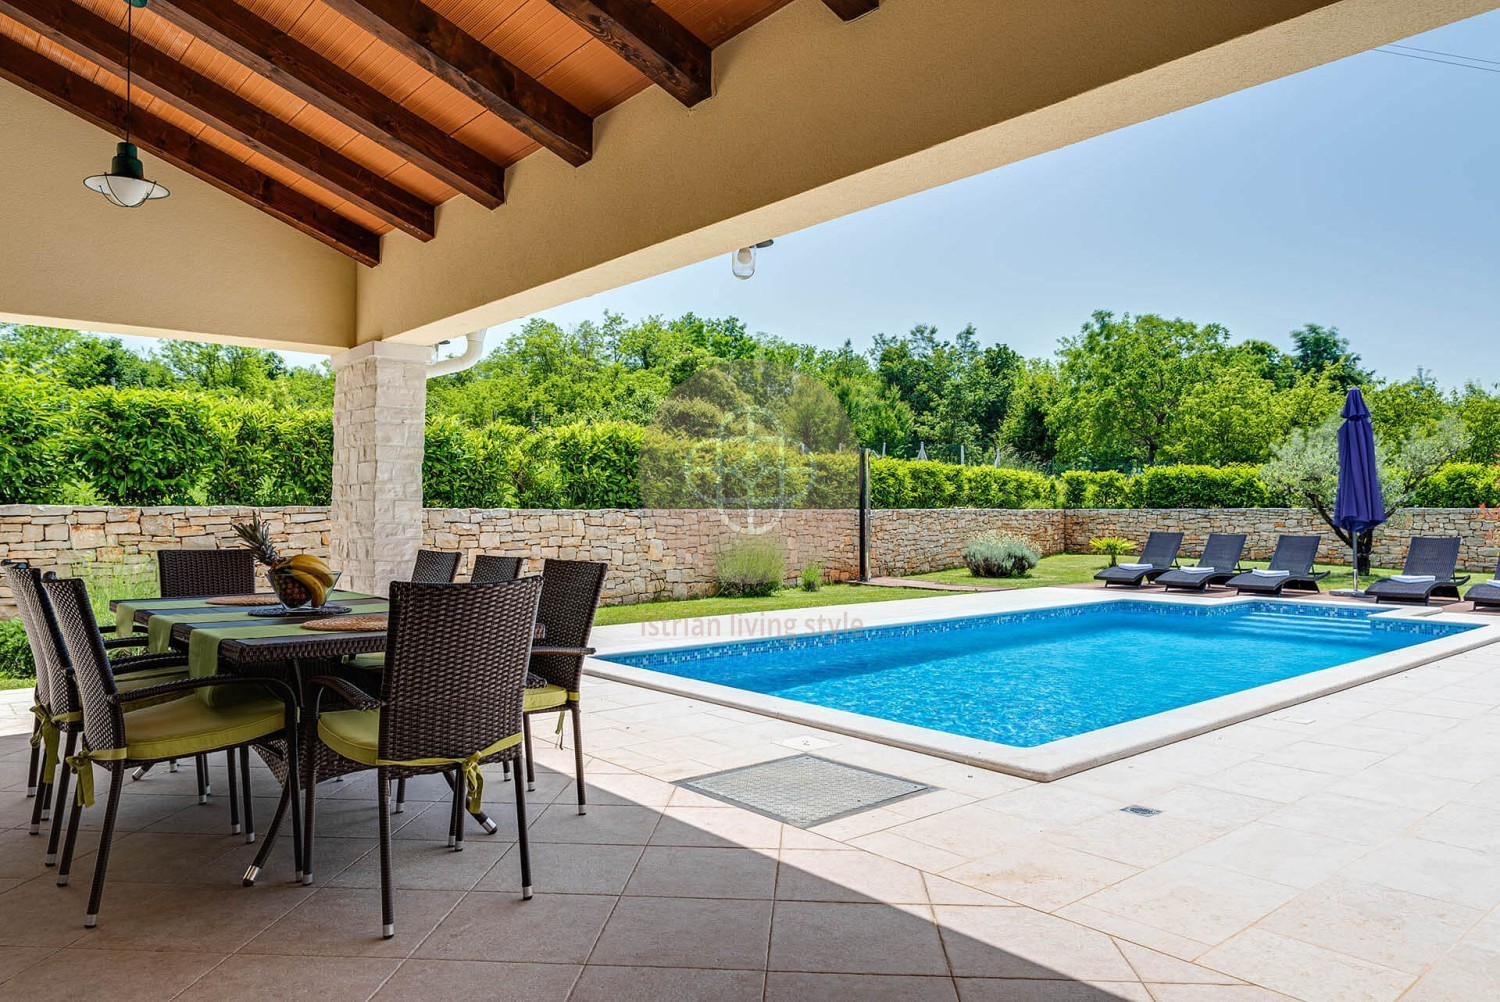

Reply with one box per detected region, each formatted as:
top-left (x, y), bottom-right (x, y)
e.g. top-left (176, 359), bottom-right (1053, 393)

top-left (109, 590), bottom-right (559, 706)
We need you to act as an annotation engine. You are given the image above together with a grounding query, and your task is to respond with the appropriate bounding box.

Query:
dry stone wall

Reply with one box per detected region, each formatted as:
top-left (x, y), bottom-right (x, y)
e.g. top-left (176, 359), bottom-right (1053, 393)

top-left (870, 509), bottom-right (1065, 576)
top-left (3, 504), bottom-right (1497, 616)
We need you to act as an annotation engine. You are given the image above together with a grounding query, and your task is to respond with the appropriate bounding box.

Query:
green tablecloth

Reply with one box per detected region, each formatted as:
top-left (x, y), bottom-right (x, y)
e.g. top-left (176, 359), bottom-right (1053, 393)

top-left (128, 592), bottom-right (385, 706)
top-left (114, 597), bottom-right (225, 639)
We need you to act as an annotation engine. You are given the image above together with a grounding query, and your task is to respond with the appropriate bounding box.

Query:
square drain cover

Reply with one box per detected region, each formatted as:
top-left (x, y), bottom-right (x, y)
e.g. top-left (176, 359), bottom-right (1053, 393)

top-left (676, 754), bottom-right (932, 828)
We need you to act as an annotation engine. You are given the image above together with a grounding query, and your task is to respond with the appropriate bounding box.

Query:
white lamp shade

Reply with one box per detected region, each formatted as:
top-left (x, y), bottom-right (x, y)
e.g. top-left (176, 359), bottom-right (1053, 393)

top-left (731, 246), bottom-right (756, 280)
top-left (84, 172), bottom-right (169, 208)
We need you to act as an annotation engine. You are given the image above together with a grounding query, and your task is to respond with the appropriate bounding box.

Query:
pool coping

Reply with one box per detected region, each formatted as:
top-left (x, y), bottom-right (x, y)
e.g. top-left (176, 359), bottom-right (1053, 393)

top-left (585, 588), bottom-right (1500, 782)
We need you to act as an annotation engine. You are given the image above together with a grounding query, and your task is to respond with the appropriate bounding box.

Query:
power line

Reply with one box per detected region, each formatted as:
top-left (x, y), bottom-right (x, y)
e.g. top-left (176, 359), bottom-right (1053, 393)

top-left (1372, 47), bottom-right (1500, 75)
top-left (1385, 42), bottom-right (1500, 68)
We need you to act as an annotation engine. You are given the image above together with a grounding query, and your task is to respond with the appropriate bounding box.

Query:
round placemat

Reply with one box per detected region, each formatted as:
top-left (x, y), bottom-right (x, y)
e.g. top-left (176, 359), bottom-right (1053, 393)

top-left (301, 614), bottom-right (388, 632)
top-left (204, 594), bottom-right (281, 606)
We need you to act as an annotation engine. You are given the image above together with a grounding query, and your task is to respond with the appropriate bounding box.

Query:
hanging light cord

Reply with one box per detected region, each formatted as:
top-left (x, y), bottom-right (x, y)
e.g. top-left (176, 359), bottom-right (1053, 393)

top-left (123, 0), bottom-right (133, 145)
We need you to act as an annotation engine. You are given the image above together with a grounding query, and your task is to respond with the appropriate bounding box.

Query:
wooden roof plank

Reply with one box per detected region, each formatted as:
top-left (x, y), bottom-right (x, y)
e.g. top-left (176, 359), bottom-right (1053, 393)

top-left (322, 0), bottom-right (594, 166)
top-left (544, 0), bottom-right (710, 107)
top-left (148, 0), bottom-right (507, 208)
top-left (0, 31), bottom-right (381, 265)
top-left (0, 0), bottom-right (435, 240)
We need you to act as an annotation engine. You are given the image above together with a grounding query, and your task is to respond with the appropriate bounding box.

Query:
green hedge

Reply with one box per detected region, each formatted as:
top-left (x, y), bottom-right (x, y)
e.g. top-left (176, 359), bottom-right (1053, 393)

top-left (4, 379), bottom-right (1497, 511)
top-left (1410, 463), bottom-right (1500, 508)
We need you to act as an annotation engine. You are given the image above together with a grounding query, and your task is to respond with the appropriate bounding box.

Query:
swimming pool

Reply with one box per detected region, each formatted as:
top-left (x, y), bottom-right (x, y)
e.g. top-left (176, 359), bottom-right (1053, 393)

top-left (604, 600), bottom-right (1477, 749)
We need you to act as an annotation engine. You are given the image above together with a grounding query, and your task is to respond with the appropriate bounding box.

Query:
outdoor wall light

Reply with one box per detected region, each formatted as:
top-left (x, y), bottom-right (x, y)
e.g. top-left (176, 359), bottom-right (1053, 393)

top-left (84, 0), bottom-right (169, 208)
top-left (730, 239), bottom-right (775, 279)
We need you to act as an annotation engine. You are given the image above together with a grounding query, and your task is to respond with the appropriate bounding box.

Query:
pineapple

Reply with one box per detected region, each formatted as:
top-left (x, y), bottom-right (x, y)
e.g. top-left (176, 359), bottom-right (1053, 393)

top-left (231, 514), bottom-right (337, 607)
top-left (231, 512), bottom-right (283, 569)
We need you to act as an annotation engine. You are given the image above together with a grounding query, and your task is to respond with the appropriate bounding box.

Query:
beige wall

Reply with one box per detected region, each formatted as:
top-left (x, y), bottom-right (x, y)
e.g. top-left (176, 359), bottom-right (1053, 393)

top-left (358, 0), bottom-right (1498, 347)
top-left (0, 83), bottom-right (356, 354)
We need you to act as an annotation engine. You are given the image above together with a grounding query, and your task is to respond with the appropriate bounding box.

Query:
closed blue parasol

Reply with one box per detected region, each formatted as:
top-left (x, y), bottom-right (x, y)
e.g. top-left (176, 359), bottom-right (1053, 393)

top-left (1333, 387), bottom-right (1385, 595)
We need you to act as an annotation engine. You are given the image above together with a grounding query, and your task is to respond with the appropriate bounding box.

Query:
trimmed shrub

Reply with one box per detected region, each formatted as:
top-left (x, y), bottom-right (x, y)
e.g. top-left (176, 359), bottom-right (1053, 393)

top-left (904, 460), bottom-right (964, 508)
top-left (1132, 465), bottom-right (1270, 509)
top-left (1060, 470), bottom-right (1134, 509)
top-left (962, 531), bottom-right (1041, 578)
top-left (869, 457), bottom-right (913, 508)
top-left (714, 537), bottom-right (785, 597)
top-left (1410, 463), bottom-right (1500, 508)
top-left (0, 618), bottom-right (35, 682)
top-left (0, 372), bottom-right (66, 503)
top-left (547, 421), bottom-right (644, 508)
top-left (65, 388), bottom-right (218, 504)
top-left (799, 561), bottom-right (824, 592)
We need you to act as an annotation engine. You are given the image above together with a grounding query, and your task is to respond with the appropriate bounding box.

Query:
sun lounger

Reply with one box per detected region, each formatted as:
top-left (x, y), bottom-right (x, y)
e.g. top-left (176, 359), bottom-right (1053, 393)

top-left (1467, 558), bottom-right (1500, 611)
top-left (1366, 537), bottom-right (1469, 605)
top-left (1227, 535), bottom-right (1329, 596)
top-left (1094, 532), bottom-right (1183, 588)
top-left (1157, 534), bottom-right (1248, 592)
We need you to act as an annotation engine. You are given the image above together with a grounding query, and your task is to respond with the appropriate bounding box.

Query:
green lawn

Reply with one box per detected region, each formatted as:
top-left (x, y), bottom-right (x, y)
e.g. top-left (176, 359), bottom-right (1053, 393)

top-left (594, 582), bottom-right (960, 626)
top-left (910, 553), bottom-right (1397, 592)
top-left (0, 677), bottom-right (32, 691)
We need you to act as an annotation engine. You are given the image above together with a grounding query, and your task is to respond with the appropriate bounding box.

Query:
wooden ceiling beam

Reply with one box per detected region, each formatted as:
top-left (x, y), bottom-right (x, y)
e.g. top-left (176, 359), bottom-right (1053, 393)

top-left (0, 0), bottom-right (435, 241)
top-left (822, 0), bottom-right (879, 22)
top-left (322, 0), bottom-right (593, 167)
top-left (148, 0), bottom-right (506, 208)
top-left (544, 0), bottom-right (711, 107)
top-left (0, 33), bottom-right (380, 265)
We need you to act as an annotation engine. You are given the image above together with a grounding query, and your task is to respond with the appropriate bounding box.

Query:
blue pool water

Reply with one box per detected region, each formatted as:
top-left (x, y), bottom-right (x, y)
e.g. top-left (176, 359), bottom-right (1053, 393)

top-left (608, 602), bottom-right (1475, 747)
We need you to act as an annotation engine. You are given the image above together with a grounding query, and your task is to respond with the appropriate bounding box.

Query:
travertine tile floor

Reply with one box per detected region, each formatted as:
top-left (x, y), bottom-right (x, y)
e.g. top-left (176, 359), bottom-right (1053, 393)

top-left (2, 636), bottom-right (1499, 1001)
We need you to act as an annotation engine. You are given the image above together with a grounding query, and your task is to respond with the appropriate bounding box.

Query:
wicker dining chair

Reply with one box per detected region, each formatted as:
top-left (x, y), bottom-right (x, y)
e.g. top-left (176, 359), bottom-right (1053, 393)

top-left (5, 562), bottom-right (191, 859)
top-left (410, 549), bottom-right (461, 584)
top-left (520, 559), bottom-right (606, 814)
top-left (470, 554), bottom-right (522, 583)
top-left (302, 577), bottom-right (542, 938)
top-left (156, 548), bottom-right (257, 598)
top-left (42, 575), bottom-right (302, 927)
top-left (146, 547), bottom-right (258, 799)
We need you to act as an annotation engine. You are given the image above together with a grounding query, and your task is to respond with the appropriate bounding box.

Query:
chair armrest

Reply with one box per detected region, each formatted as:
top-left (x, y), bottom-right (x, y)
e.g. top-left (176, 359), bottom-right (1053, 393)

top-left (111, 651), bottom-right (189, 672)
top-left (308, 675), bottom-right (382, 712)
top-left (101, 635), bottom-right (149, 650)
top-left (531, 646), bottom-right (595, 658)
top-left (116, 674), bottom-right (298, 709)
top-left (1309, 570), bottom-right (1332, 580)
top-left (1452, 575), bottom-right (1472, 586)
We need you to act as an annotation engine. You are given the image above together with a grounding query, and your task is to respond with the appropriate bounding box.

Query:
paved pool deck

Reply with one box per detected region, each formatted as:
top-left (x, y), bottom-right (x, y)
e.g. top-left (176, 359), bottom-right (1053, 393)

top-left (1, 587), bottom-right (1498, 1000)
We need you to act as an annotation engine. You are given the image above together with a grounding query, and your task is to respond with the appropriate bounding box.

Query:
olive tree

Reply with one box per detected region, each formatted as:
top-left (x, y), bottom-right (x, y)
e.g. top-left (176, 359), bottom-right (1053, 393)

top-left (1261, 416), bottom-right (1470, 571)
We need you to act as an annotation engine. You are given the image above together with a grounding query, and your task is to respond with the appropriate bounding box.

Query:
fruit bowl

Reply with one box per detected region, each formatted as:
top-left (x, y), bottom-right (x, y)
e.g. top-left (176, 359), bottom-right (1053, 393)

top-left (270, 566), bottom-right (341, 610)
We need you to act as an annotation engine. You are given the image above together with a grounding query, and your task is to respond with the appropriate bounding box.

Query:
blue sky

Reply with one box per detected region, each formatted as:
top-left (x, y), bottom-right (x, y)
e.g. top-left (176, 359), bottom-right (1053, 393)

top-left (126, 11), bottom-right (1500, 387)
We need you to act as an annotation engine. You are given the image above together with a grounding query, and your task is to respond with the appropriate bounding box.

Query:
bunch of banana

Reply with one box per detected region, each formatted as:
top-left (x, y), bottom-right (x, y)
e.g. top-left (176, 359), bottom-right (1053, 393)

top-left (276, 554), bottom-right (336, 607)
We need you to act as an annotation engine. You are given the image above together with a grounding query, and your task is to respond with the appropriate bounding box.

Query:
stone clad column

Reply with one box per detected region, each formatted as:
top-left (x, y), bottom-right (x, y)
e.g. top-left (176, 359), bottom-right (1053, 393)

top-left (330, 341), bottom-right (430, 596)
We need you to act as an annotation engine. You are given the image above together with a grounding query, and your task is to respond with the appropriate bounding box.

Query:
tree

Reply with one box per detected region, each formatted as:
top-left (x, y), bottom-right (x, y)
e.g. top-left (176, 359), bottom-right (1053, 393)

top-left (1168, 365), bottom-right (1283, 465)
top-left (1050, 311), bottom-right (1232, 467)
top-left (0, 324), bottom-right (168, 388)
top-left (1000, 362), bottom-right (1059, 465)
top-left (151, 340), bottom-right (295, 396)
top-left (1261, 415), bottom-right (1471, 570)
top-left (1290, 323), bottom-right (1370, 389)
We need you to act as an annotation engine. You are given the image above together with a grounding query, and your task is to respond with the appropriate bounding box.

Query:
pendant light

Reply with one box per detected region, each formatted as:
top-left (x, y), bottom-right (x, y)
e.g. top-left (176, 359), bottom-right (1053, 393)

top-left (83, 0), bottom-right (169, 208)
top-left (730, 239), bottom-right (774, 280)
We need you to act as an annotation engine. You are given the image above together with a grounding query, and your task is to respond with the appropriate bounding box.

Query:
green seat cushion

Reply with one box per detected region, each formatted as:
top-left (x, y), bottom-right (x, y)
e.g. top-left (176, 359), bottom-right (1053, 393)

top-left (123, 693), bottom-right (287, 761)
top-left (349, 652), bottom-right (385, 668)
top-left (524, 683), bottom-right (568, 712)
top-left (318, 708), bottom-right (382, 766)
